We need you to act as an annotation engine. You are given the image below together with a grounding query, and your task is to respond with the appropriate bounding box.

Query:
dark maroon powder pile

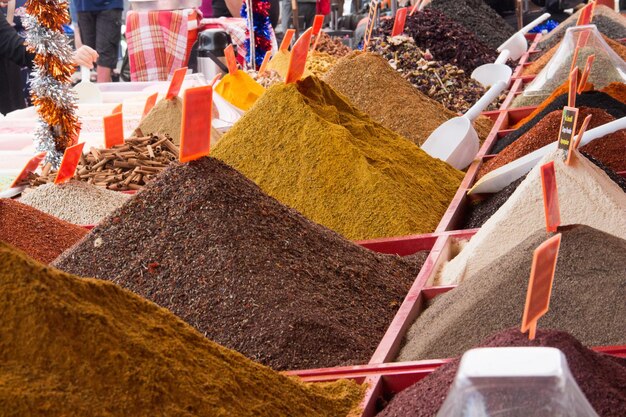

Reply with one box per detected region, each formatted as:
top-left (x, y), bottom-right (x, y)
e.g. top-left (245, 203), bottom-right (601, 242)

top-left (53, 157), bottom-right (426, 371)
top-left (379, 329), bottom-right (626, 417)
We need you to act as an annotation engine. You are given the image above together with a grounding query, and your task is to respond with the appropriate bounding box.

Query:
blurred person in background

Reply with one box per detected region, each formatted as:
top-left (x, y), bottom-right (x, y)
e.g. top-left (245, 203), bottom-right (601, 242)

top-left (0, 15), bottom-right (98, 114)
top-left (74, 0), bottom-right (123, 82)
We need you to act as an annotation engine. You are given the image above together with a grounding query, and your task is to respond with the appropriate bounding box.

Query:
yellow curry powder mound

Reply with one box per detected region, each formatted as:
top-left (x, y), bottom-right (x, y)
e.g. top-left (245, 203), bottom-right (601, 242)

top-left (213, 76), bottom-right (464, 240)
top-left (0, 242), bottom-right (364, 416)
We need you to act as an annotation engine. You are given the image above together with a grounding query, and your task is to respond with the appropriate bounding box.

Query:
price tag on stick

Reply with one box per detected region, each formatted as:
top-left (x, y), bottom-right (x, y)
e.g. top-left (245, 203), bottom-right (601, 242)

top-left (104, 112), bottom-right (125, 149)
top-left (540, 161), bottom-right (561, 233)
top-left (209, 73), bottom-right (222, 86)
top-left (576, 2), bottom-right (594, 26)
top-left (311, 15), bottom-right (324, 51)
top-left (566, 114), bottom-right (592, 165)
top-left (10, 152), bottom-right (46, 188)
top-left (410, 0), bottom-right (421, 16)
top-left (166, 67), bottom-right (187, 100)
top-left (285, 28), bottom-right (313, 84)
top-left (112, 103), bottom-right (122, 114)
top-left (142, 93), bottom-right (158, 118)
top-left (521, 233), bottom-right (562, 340)
top-left (54, 142), bottom-right (85, 185)
top-left (557, 106), bottom-right (579, 152)
top-left (179, 85), bottom-right (212, 163)
top-left (577, 55), bottom-right (595, 94)
top-left (258, 51), bottom-right (271, 75)
top-left (224, 45), bottom-right (238, 74)
top-left (391, 7), bottom-right (408, 37)
top-left (280, 29), bottom-right (295, 51)
top-left (568, 67), bottom-right (578, 108)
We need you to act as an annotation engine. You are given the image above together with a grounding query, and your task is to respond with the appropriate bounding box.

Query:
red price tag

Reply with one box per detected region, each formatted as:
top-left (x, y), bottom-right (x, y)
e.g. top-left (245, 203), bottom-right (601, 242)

top-left (103, 112), bottom-right (125, 149)
top-left (391, 7), bottom-right (408, 37)
top-left (258, 51), bottom-right (271, 75)
top-left (54, 142), bottom-right (85, 185)
top-left (410, 0), bottom-right (421, 16)
top-left (224, 44), bottom-right (238, 74)
top-left (576, 2), bottom-right (594, 26)
top-left (577, 55), bottom-right (595, 94)
top-left (568, 67), bottom-right (578, 108)
top-left (10, 151), bottom-right (46, 187)
top-left (142, 93), bottom-right (158, 118)
top-left (166, 67), bottom-right (187, 100)
top-left (540, 161), bottom-right (561, 233)
top-left (521, 233), bottom-right (562, 340)
top-left (567, 114), bottom-right (592, 165)
top-left (179, 85), bottom-right (212, 163)
top-left (112, 103), bottom-right (122, 114)
top-left (285, 27), bottom-right (313, 84)
top-left (280, 29), bottom-right (295, 51)
top-left (311, 15), bottom-right (324, 51)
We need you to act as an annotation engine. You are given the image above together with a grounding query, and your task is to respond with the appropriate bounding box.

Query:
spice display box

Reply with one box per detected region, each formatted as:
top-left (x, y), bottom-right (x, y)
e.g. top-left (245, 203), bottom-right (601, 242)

top-left (289, 342), bottom-right (626, 417)
top-left (367, 230), bottom-right (477, 365)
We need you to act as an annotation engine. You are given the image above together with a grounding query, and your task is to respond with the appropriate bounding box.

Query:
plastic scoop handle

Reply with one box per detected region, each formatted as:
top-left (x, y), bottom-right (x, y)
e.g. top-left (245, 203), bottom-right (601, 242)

top-left (494, 49), bottom-right (510, 65)
top-left (520, 13), bottom-right (550, 34)
top-left (81, 66), bottom-right (91, 83)
top-left (464, 80), bottom-right (507, 121)
top-left (578, 116), bottom-right (626, 147)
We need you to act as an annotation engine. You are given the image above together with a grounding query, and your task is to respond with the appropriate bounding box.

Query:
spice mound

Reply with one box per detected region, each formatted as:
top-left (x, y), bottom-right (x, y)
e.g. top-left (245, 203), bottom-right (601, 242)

top-left (383, 9), bottom-right (497, 73)
top-left (135, 97), bottom-right (183, 144)
top-left (53, 156), bottom-right (425, 370)
top-left (426, 0), bottom-right (516, 50)
top-left (440, 149), bottom-right (626, 286)
top-left (0, 199), bottom-right (87, 264)
top-left (397, 224), bottom-right (626, 362)
top-left (492, 91), bottom-right (626, 154)
top-left (0, 242), bottom-right (365, 416)
top-left (382, 329), bottom-right (626, 417)
top-left (315, 32), bottom-right (352, 57)
top-left (29, 135), bottom-right (179, 191)
top-left (324, 52), bottom-right (492, 147)
top-left (20, 181), bottom-right (130, 225)
top-left (368, 35), bottom-right (495, 114)
top-left (478, 107), bottom-right (615, 179)
top-left (213, 75), bottom-right (464, 240)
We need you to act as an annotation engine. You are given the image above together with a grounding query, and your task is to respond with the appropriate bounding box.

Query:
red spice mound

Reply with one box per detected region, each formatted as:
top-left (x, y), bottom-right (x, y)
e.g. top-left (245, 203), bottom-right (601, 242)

top-left (478, 107), bottom-right (614, 179)
top-left (580, 131), bottom-right (626, 172)
top-left (0, 199), bottom-right (87, 264)
top-left (379, 328), bottom-right (626, 417)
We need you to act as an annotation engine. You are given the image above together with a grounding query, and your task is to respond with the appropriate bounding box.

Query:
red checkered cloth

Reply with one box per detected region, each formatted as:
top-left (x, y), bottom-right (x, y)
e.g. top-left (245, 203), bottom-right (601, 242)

top-left (126, 9), bottom-right (200, 82)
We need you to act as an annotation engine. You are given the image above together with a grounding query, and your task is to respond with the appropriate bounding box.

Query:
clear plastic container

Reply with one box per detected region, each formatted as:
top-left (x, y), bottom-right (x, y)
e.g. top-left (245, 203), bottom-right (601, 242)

top-left (521, 24), bottom-right (626, 101)
top-left (436, 347), bottom-right (599, 417)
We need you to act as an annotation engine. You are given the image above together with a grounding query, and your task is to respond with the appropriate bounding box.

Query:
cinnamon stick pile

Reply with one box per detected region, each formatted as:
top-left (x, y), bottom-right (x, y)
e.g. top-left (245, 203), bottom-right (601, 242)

top-left (29, 135), bottom-right (179, 191)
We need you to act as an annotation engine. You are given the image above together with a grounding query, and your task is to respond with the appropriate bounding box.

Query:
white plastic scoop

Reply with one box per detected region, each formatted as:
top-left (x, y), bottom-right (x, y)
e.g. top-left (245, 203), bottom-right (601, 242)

top-left (421, 80), bottom-right (508, 170)
top-left (73, 66), bottom-right (102, 104)
top-left (469, 116), bottom-right (626, 194)
top-left (498, 13), bottom-right (551, 61)
top-left (471, 49), bottom-right (512, 87)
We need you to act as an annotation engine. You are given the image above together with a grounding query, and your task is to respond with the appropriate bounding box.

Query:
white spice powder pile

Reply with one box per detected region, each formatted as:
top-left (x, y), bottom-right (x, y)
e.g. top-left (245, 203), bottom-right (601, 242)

top-left (437, 148), bottom-right (626, 286)
top-left (20, 181), bottom-right (130, 226)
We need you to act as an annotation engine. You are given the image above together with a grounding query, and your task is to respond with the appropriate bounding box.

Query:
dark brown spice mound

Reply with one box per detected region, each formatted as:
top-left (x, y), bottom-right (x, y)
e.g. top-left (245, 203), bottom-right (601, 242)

top-left (381, 9), bottom-right (497, 73)
top-left (53, 157), bottom-right (423, 371)
top-left (379, 328), bottom-right (626, 417)
top-left (0, 199), bottom-right (87, 264)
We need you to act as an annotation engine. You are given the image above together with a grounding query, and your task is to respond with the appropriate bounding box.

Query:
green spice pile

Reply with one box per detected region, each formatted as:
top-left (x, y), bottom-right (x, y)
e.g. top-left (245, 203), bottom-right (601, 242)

top-left (324, 52), bottom-right (493, 147)
top-left (213, 75), bottom-right (464, 240)
top-left (398, 224), bottom-right (626, 361)
top-left (54, 157), bottom-right (425, 370)
top-left (368, 35), bottom-right (503, 113)
top-left (135, 97), bottom-right (183, 144)
top-left (0, 242), bottom-right (365, 416)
